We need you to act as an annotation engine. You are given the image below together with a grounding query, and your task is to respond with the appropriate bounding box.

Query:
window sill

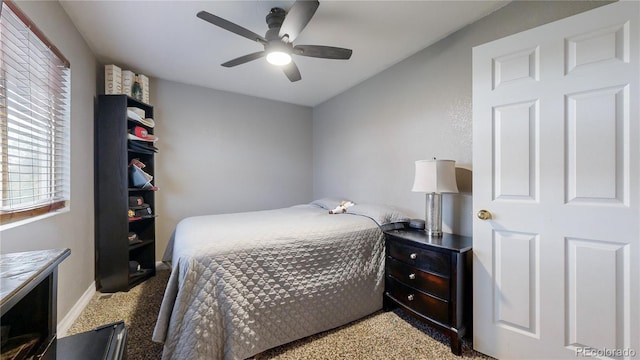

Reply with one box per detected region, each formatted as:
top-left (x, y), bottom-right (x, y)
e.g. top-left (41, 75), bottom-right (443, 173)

top-left (0, 207), bottom-right (70, 232)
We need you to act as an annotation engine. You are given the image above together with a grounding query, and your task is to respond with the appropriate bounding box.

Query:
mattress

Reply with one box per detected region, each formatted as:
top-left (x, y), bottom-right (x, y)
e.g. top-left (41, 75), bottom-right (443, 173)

top-left (152, 200), bottom-right (408, 360)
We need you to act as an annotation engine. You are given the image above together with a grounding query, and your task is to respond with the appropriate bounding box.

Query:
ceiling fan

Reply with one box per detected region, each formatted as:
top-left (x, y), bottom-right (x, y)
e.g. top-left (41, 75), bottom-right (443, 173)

top-left (197, 0), bottom-right (352, 82)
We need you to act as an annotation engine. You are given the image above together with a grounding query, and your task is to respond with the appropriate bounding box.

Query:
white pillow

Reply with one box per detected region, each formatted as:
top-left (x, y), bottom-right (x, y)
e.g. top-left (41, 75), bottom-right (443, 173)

top-left (346, 203), bottom-right (410, 226)
top-left (310, 197), bottom-right (352, 210)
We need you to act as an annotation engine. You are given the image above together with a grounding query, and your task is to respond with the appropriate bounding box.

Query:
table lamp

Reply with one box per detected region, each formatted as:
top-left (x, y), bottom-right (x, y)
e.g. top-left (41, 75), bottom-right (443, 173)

top-left (411, 159), bottom-right (459, 236)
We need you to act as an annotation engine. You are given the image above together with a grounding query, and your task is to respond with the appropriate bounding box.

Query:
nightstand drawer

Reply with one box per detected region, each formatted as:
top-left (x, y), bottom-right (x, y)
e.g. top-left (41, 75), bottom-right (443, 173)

top-left (386, 277), bottom-right (449, 325)
top-left (386, 257), bottom-right (449, 300)
top-left (388, 241), bottom-right (450, 276)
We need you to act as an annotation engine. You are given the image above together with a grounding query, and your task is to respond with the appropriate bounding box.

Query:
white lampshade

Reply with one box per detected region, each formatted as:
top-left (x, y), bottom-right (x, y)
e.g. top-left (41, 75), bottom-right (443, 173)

top-left (412, 159), bottom-right (459, 194)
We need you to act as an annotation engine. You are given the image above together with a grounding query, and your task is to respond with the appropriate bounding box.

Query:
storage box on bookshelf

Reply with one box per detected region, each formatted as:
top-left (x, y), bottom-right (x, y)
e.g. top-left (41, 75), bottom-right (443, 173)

top-left (105, 64), bottom-right (122, 94)
top-left (122, 70), bottom-right (135, 97)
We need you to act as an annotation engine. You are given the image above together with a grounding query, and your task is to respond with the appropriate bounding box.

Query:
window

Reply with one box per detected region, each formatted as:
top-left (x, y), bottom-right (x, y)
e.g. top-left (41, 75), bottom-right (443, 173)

top-left (0, 0), bottom-right (71, 225)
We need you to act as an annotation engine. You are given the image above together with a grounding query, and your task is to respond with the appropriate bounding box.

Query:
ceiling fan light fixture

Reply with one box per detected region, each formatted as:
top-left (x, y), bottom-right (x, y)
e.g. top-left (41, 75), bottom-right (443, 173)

top-left (266, 51), bottom-right (292, 66)
top-left (197, 0), bottom-right (351, 82)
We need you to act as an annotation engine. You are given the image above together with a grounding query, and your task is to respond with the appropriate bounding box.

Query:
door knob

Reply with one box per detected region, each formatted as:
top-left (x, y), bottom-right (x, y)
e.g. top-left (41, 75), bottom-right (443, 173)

top-left (477, 210), bottom-right (492, 220)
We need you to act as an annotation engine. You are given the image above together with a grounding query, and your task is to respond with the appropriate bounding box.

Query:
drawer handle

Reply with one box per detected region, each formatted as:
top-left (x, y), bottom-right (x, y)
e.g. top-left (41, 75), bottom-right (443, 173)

top-left (408, 273), bottom-right (416, 280)
top-left (410, 253), bottom-right (417, 260)
top-left (407, 294), bottom-right (415, 301)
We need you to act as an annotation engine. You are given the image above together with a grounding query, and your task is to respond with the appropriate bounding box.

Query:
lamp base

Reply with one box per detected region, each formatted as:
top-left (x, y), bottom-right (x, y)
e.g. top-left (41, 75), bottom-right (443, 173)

top-left (426, 229), bottom-right (443, 237)
top-left (425, 192), bottom-right (443, 237)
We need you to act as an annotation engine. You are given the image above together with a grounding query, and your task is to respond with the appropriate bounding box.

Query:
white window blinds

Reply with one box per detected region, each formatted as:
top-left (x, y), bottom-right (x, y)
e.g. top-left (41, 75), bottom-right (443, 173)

top-left (0, 0), bottom-right (71, 225)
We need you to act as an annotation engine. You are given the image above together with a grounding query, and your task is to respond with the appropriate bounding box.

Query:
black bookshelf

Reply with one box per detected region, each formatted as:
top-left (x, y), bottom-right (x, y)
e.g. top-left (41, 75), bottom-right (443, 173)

top-left (94, 95), bottom-right (156, 292)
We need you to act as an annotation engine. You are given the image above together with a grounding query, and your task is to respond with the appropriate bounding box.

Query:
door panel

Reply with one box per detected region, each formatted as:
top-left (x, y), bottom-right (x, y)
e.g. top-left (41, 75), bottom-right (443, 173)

top-left (492, 46), bottom-right (539, 89)
top-left (566, 86), bottom-right (628, 205)
top-left (493, 230), bottom-right (539, 336)
top-left (493, 100), bottom-right (539, 201)
top-left (566, 238), bottom-right (628, 351)
top-left (473, 2), bottom-right (638, 358)
top-left (565, 22), bottom-right (629, 74)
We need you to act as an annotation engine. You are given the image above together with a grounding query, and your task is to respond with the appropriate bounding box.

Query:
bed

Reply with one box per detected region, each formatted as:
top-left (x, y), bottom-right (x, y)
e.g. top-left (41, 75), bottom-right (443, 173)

top-left (152, 198), bottom-right (409, 360)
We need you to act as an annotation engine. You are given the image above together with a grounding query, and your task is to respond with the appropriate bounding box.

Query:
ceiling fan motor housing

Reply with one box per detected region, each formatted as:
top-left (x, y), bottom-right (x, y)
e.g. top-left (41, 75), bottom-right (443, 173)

top-left (267, 7), bottom-right (285, 25)
top-left (266, 8), bottom-right (286, 38)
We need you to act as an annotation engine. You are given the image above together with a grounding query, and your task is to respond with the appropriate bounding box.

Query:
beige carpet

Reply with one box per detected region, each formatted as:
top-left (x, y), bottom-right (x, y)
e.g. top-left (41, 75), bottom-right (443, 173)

top-left (67, 270), bottom-right (491, 359)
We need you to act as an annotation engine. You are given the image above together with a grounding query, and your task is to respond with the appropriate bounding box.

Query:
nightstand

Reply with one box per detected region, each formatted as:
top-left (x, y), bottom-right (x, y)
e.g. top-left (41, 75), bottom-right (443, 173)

top-left (383, 228), bottom-right (472, 355)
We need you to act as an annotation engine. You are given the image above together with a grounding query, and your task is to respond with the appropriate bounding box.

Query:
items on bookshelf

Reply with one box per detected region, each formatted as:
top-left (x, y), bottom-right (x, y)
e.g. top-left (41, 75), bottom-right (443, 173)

top-left (128, 195), bottom-right (153, 221)
top-left (128, 159), bottom-right (157, 190)
top-left (127, 108), bottom-right (155, 127)
top-left (121, 70), bottom-right (135, 98)
top-left (139, 74), bottom-right (149, 103)
top-left (128, 126), bottom-right (158, 142)
top-left (105, 64), bottom-right (121, 94)
top-left (128, 232), bottom-right (142, 245)
top-left (105, 64), bottom-right (150, 104)
top-left (128, 140), bottom-right (158, 154)
top-left (132, 77), bottom-right (143, 101)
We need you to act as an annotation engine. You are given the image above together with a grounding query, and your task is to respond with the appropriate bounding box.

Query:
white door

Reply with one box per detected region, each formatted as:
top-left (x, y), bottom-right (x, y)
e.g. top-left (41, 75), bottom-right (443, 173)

top-left (472, 2), bottom-right (639, 359)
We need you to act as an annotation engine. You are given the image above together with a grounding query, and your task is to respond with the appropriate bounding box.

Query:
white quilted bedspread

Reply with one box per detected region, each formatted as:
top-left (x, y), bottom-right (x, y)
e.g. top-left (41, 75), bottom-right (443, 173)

top-left (152, 205), bottom-right (385, 360)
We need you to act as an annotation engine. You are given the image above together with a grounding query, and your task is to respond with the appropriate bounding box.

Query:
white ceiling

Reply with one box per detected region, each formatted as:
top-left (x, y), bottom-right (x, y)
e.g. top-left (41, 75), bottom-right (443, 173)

top-left (60, 1), bottom-right (507, 107)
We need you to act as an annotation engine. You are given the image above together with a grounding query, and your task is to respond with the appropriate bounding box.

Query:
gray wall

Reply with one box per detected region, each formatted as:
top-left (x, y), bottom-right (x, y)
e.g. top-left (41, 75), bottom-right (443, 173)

top-left (312, 0), bottom-right (610, 237)
top-left (152, 79), bottom-right (313, 259)
top-left (0, 1), bottom-right (97, 323)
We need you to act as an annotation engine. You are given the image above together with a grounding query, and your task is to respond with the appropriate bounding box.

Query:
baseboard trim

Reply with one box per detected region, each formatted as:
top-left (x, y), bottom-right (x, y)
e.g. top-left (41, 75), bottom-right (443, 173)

top-left (57, 281), bottom-right (95, 337)
top-left (58, 263), bottom-right (167, 336)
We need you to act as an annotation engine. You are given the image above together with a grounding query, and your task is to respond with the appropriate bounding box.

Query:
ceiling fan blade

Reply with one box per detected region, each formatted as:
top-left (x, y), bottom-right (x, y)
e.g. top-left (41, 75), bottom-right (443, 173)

top-left (279, 0), bottom-right (319, 42)
top-left (282, 61), bottom-right (302, 82)
top-left (197, 11), bottom-right (266, 44)
top-left (221, 51), bottom-right (266, 67)
top-left (294, 45), bottom-right (352, 60)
